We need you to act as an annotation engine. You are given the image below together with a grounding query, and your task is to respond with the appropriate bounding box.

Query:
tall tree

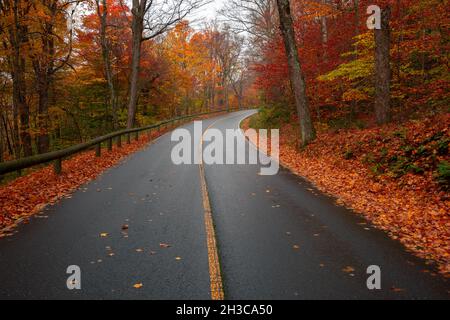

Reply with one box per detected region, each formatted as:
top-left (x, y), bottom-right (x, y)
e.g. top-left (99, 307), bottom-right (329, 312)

top-left (126, 0), bottom-right (206, 128)
top-left (213, 26), bottom-right (244, 112)
top-left (29, 0), bottom-right (77, 153)
top-left (96, 0), bottom-right (119, 129)
top-left (374, 4), bottom-right (392, 125)
top-left (276, 0), bottom-right (315, 146)
top-left (1, 0), bottom-right (33, 157)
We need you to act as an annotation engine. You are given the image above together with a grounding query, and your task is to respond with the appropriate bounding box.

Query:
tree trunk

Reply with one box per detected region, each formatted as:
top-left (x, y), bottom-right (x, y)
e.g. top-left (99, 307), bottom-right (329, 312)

top-left (97, 0), bottom-right (119, 129)
top-left (127, 0), bottom-right (146, 129)
top-left (320, 0), bottom-right (329, 44)
top-left (276, 0), bottom-right (315, 146)
top-left (224, 81), bottom-right (229, 112)
top-left (320, 0), bottom-right (330, 62)
top-left (9, 1), bottom-right (32, 157)
top-left (12, 55), bottom-right (32, 157)
top-left (374, 5), bottom-right (392, 125)
top-left (1, 114), bottom-right (14, 155)
top-left (36, 73), bottom-right (50, 154)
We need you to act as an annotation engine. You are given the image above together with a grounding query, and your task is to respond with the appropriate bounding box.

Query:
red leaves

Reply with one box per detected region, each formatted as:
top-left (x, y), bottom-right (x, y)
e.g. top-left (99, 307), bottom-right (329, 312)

top-left (243, 115), bottom-right (450, 276)
top-left (0, 133), bottom-right (156, 236)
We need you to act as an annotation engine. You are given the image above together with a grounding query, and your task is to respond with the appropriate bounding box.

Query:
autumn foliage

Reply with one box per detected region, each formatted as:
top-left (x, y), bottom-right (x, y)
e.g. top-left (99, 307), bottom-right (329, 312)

top-left (0, 0), bottom-right (251, 163)
top-left (254, 0), bottom-right (449, 120)
top-left (244, 112), bottom-right (449, 275)
top-left (0, 0), bottom-right (448, 277)
top-left (245, 0), bottom-right (449, 273)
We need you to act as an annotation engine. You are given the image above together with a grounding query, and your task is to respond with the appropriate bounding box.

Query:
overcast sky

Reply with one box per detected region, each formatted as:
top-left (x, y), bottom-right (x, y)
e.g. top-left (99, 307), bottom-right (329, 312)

top-left (191, 0), bottom-right (225, 25)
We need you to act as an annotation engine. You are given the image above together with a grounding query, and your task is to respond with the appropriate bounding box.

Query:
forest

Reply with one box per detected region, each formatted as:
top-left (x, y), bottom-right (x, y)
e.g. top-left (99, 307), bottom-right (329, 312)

top-left (0, 1), bottom-right (449, 274)
top-left (0, 0), bottom-right (257, 160)
top-left (0, 0), bottom-right (448, 160)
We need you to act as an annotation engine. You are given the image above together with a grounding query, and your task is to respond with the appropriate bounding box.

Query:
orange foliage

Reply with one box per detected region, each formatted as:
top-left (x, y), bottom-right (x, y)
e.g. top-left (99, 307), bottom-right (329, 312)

top-left (244, 114), bottom-right (450, 275)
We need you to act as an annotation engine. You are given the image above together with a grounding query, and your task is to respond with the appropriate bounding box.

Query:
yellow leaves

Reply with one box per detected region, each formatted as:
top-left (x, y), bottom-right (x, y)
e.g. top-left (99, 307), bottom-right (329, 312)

top-left (342, 89), bottom-right (369, 102)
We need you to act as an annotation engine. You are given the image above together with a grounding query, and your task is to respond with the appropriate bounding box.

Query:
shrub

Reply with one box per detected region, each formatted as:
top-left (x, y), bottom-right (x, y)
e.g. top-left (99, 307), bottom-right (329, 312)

top-left (435, 161), bottom-right (450, 190)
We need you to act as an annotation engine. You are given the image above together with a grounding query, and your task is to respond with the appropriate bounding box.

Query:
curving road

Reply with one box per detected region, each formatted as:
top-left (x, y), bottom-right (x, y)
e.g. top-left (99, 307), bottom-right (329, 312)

top-left (0, 110), bottom-right (448, 300)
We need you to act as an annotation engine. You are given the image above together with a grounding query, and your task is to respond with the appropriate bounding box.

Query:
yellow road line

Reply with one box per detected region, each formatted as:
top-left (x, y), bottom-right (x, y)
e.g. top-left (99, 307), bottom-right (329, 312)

top-left (198, 117), bottom-right (229, 301)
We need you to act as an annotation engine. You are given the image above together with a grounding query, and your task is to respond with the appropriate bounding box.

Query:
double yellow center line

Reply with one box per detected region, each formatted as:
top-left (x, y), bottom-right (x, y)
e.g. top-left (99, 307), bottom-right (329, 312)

top-left (198, 112), bottom-right (253, 300)
top-left (198, 118), bottom-right (226, 300)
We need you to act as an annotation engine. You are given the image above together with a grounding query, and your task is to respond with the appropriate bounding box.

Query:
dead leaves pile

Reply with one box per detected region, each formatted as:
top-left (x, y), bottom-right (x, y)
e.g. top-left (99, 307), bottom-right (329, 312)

top-left (243, 114), bottom-right (450, 276)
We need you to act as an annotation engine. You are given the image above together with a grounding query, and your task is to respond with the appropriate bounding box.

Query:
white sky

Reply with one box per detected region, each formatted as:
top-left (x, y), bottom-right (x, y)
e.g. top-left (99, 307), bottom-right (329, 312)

top-left (191, 0), bottom-right (226, 25)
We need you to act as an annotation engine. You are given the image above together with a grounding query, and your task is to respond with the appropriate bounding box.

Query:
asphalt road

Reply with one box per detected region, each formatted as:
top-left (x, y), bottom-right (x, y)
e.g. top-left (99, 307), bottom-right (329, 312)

top-left (0, 110), bottom-right (448, 300)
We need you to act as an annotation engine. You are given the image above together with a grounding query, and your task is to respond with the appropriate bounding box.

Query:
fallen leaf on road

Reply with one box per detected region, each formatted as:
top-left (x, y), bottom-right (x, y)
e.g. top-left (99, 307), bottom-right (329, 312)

top-left (242, 116), bottom-right (450, 276)
top-left (100, 233), bottom-right (108, 237)
top-left (342, 266), bottom-right (355, 273)
top-left (293, 245), bottom-right (300, 250)
top-left (133, 283), bottom-right (143, 289)
top-left (135, 248), bottom-right (143, 253)
top-left (160, 243), bottom-right (171, 248)
top-left (175, 257), bottom-right (182, 261)
top-left (121, 224), bottom-right (129, 230)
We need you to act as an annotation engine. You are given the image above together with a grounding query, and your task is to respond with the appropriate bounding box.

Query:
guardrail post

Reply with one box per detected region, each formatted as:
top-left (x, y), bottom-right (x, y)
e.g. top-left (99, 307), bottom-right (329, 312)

top-left (54, 158), bottom-right (62, 175)
top-left (135, 131), bottom-right (139, 141)
top-left (95, 143), bottom-right (101, 157)
top-left (117, 135), bottom-right (122, 148)
top-left (0, 111), bottom-right (226, 177)
top-left (147, 128), bottom-right (152, 139)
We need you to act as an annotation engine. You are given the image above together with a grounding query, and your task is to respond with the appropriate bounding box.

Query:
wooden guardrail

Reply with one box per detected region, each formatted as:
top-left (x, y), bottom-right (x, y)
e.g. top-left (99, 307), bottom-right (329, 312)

top-left (0, 108), bottom-right (237, 176)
